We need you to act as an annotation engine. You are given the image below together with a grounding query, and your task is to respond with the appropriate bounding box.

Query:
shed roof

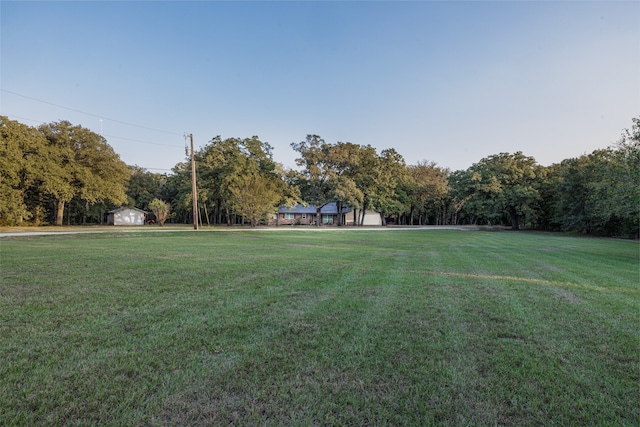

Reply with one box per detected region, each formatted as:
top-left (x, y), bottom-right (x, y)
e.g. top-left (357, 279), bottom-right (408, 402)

top-left (107, 207), bottom-right (148, 214)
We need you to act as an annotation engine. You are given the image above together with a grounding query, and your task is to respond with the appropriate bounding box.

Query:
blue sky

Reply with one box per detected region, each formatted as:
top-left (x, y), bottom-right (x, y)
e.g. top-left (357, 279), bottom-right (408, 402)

top-left (2, 1), bottom-right (638, 173)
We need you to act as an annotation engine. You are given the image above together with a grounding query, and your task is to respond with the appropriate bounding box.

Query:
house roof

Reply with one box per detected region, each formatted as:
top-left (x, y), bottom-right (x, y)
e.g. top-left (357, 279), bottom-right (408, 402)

top-left (107, 207), bottom-right (148, 214)
top-left (279, 204), bottom-right (316, 214)
top-left (319, 201), bottom-right (353, 214)
top-left (278, 202), bottom-right (352, 214)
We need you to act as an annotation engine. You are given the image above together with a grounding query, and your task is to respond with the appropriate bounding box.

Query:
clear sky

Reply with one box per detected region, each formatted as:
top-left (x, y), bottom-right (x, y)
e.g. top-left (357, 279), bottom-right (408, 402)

top-left (2, 1), bottom-right (638, 173)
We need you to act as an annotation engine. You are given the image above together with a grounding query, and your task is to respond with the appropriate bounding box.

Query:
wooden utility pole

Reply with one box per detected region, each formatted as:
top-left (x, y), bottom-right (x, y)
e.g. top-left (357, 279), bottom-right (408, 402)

top-left (190, 133), bottom-right (198, 230)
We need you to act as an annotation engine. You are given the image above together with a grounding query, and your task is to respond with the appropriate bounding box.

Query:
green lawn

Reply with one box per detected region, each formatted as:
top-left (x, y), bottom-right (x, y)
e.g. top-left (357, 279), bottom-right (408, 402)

top-left (1, 229), bottom-right (638, 426)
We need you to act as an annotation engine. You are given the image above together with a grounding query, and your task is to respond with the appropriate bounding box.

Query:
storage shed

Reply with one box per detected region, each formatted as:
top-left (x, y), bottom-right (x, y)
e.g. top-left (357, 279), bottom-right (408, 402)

top-left (107, 207), bottom-right (147, 226)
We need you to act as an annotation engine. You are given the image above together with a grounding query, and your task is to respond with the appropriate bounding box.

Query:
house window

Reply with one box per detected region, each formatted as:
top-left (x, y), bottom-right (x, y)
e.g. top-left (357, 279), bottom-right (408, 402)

top-left (322, 215), bottom-right (333, 224)
top-left (302, 214), bottom-right (307, 219)
top-left (284, 213), bottom-right (295, 220)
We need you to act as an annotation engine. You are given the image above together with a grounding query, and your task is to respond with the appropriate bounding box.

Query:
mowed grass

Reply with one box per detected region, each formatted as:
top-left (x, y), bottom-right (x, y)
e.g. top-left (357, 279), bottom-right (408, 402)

top-left (0, 229), bottom-right (638, 426)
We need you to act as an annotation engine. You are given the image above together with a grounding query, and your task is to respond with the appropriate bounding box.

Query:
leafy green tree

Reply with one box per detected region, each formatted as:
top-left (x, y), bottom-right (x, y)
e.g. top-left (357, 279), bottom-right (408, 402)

top-left (126, 166), bottom-right (167, 210)
top-left (291, 135), bottom-right (334, 225)
top-left (291, 138), bottom-right (410, 226)
top-left (292, 137), bottom-right (404, 226)
top-left (324, 142), bottom-right (367, 225)
top-left (595, 118), bottom-right (640, 237)
top-left (159, 161), bottom-right (191, 224)
top-left (405, 161), bottom-right (450, 225)
top-left (196, 137), bottom-right (243, 225)
top-left (148, 198), bottom-right (170, 226)
top-left (228, 173), bottom-right (282, 227)
top-left (462, 152), bottom-right (541, 230)
top-left (271, 163), bottom-right (303, 225)
top-left (39, 121), bottom-right (130, 225)
top-left (369, 148), bottom-right (408, 225)
top-left (447, 169), bottom-right (475, 225)
top-left (535, 163), bottom-right (563, 231)
top-left (340, 143), bottom-right (380, 225)
top-left (553, 154), bottom-right (602, 233)
top-left (554, 118), bottom-right (640, 237)
top-left (0, 117), bottom-right (47, 224)
top-left (0, 117), bottom-right (75, 225)
top-left (190, 135), bottom-right (295, 226)
top-left (242, 135), bottom-right (277, 174)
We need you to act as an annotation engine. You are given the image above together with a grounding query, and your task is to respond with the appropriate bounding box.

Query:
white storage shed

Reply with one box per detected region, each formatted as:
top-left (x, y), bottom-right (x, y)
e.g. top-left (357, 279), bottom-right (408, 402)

top-left (107, 207), bottom-right (147, 226)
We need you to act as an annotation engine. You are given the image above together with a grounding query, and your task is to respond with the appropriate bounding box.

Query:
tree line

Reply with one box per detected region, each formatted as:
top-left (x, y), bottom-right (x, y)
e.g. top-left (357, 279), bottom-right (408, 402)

top-left (1, 115), bottom-right (638, 238)
top-left (0, 117), bottom-right (129, 226)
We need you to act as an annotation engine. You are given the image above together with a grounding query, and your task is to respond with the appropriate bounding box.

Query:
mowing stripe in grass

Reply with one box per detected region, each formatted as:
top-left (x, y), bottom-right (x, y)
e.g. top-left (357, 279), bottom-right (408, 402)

top-left (1, 230), bottom-right (638, 425)
top-left (424, 271), bottom-right (637, 294)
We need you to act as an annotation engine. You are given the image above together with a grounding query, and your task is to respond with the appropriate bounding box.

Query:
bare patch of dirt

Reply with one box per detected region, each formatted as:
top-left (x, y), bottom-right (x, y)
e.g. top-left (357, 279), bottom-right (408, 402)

top-left (554, 288), bottom-right (582, 304)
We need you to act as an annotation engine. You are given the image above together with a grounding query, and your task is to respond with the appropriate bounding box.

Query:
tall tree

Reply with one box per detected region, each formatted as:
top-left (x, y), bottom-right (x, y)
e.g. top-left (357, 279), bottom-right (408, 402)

top-left (272, 163), bottom-right (303, 225)
top-left (228, 172), bottom-right (282, 227)
top-left (463, 152), bottom-right (541, 230)
top-left (535, 163), bottom-right (563, 231)
top-left (447, 169), bottom-right (476, 225)
top-left (348, 144), bottom-right (381, 225)
top-left (595, 118), bottom-right (640, 237)
top-left (325, 142), bottom-right (366, 225)
top-left (553, 154), bottom-right (602, 234)
top-left (193, 135), bottom-right (295, 226)
top-left (126, 166), bottom-right (167, 210)
top-left (405, 161), bottom-right (450, 225)
top-left (370, 148), bottom-right (407, 225)
top-left (39, 121), bottom-right (130, 225)
top-left (554, 118), bottom-right (640, 237)
top-left (291, 135), bottom-right (333, 225)
top-left (161, 162), bottom-right (192, 224)
top-left (0, 117), bottom-right (49, 224)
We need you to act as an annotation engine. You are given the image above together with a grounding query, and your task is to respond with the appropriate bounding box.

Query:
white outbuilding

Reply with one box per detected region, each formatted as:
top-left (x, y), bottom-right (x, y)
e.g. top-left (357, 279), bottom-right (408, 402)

top-left (107, 207), bottom-right (147, 226)
top-left (351, 209), bottom-right (384, 226)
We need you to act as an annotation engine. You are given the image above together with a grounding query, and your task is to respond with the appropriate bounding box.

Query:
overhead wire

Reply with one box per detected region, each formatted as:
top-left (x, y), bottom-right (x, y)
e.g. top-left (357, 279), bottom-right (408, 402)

top-left (2, 114), bottom-right (47, 125)
top-left (1, 96), bottom-right (185, 172)
top-left (143, 167), bottom-right (174, 172)
top-left (1, 89), bottom-right (182, 136)
top-left (3, 113), bottom-right (180, 148)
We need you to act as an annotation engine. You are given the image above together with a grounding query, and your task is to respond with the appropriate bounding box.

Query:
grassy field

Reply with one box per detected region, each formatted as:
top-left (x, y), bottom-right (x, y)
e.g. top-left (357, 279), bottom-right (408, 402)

top-left (0, 229), bottom-right (638, 426)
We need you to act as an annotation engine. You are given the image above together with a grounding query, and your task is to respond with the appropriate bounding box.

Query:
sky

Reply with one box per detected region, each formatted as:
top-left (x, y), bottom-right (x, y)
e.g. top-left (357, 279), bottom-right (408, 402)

top-left (1, 1), bottom-right (639, 173)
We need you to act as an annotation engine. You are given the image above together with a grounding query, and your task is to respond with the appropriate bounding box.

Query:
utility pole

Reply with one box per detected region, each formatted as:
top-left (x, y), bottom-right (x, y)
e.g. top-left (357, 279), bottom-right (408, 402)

top-left (190, 133), bottom-right (198, 230)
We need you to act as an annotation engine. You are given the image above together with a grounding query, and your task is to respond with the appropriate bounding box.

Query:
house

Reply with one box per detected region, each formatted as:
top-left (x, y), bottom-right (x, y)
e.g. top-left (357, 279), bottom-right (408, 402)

top-left (271, 202), bottom-right (386, 226)
top-left (107, 207), bottom-right (147, 226)
top-left (272, 202), bottom-right (354, 226)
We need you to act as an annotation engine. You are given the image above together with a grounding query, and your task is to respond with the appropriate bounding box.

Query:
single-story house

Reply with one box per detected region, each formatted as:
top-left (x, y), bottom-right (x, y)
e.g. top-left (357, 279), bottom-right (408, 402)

top-left (272, 202), bottom-right (354, 226)
top-left (271, 202), bottom-right (384, 226)
top-left (107, 207), bottom-right (147, 226)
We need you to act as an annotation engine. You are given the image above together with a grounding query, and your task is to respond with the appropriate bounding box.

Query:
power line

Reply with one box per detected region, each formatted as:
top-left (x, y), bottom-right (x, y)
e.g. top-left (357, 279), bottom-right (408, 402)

top-left (1, 89), bottom-right (182, 136)
top-left (2, 114), bottom-right (47, 125)
top-left (3, 114), bottom-right (180, 172)
top-left (3, 114), bottom-right (181, 148)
